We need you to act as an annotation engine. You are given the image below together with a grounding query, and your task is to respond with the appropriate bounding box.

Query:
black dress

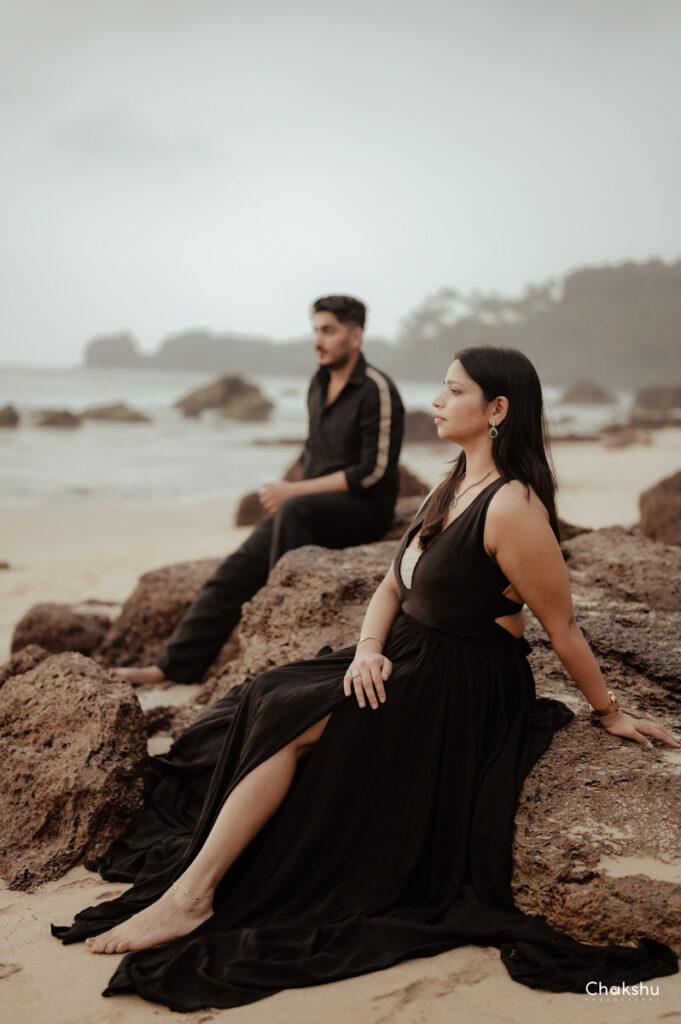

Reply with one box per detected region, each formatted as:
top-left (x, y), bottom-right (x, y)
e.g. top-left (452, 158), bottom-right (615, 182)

top-left (51, 478), bottom-right (679, 1011)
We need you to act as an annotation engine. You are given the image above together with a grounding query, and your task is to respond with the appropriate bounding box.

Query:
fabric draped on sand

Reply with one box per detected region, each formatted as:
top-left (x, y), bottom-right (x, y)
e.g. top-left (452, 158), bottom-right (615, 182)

top-left (51, 479), bottom-right (679, 1011)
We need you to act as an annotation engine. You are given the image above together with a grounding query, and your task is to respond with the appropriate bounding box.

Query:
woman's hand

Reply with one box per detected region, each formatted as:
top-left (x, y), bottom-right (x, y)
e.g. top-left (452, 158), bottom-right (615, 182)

top-left (343, 652), bottom-right (393, 709)
top-left (599, 711), bottom-right (681, 750)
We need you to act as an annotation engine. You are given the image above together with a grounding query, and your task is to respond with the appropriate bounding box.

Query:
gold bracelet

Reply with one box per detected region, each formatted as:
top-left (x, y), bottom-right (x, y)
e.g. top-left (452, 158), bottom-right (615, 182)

top-left (590, 691), bottom-right (621, 720)
top-left (357, 634), bottom-right (384, 648)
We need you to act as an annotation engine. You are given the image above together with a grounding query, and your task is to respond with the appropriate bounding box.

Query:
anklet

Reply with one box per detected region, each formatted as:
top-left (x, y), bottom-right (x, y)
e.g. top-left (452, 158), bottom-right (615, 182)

top-left (172, 882), bottom-right (210, 902)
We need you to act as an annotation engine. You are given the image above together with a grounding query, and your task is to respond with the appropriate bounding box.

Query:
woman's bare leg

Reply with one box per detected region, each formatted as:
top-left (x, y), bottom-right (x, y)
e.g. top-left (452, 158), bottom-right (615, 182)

top-left (86, 711), bottom-right (333, 954)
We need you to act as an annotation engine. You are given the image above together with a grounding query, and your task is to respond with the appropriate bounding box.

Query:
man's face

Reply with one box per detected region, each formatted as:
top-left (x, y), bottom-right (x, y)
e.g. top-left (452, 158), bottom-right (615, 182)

top-left (312, 311), bottom-right (361, 370)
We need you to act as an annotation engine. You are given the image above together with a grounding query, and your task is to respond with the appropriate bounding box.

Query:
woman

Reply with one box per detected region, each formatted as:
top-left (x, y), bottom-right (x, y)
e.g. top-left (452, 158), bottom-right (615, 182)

top-left (52, 346), bottom-right (680, 1011)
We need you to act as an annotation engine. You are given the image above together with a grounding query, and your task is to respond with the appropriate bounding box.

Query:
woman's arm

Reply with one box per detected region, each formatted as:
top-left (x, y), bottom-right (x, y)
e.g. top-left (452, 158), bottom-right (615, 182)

top-left (486, 482), bottom-right (680, 751)
top-left (343, 565), bottom-right (402, 709)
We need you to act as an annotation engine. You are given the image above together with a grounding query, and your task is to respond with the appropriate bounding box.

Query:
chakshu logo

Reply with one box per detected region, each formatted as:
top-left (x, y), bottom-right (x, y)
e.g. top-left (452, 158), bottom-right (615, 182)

top-left (585, 980), bottom-right (660, 1000)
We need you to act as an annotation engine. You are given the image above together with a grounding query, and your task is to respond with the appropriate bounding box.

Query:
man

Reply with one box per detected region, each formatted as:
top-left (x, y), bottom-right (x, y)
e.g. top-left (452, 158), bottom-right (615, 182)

top-left (117, 294), bottom-right (405, 685)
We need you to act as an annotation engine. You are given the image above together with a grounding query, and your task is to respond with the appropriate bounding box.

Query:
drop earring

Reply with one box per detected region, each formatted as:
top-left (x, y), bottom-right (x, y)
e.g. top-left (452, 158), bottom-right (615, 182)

top-left (489, 420), bottom-right (498, 439)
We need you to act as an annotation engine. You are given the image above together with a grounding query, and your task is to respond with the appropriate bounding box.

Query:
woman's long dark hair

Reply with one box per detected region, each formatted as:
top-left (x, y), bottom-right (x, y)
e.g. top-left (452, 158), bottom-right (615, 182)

top-left (419, 345), bottom-right (560, 547)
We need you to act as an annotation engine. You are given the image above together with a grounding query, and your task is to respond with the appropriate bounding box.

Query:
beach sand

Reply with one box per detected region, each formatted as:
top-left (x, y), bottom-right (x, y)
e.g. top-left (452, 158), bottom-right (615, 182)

top-left (2, 429), bottom-right (680, 1022)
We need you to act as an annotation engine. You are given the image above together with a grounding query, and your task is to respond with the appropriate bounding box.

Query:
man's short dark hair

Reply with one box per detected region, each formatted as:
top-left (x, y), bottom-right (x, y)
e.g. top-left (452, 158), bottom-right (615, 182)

top-left (311, 295), bottom-right (367, 329)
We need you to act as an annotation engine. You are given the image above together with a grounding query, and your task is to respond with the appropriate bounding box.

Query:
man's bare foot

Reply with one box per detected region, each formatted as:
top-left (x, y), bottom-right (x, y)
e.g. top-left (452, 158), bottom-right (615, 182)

top-left (111, 665), bottom-right (167, 687)
top-left (84, 884), bottom-right (213, 954)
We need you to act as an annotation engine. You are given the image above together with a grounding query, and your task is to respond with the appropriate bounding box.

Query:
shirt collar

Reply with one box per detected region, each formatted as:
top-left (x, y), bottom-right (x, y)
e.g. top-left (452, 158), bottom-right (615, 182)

top-left (313, 350), bottom-right (367, 389)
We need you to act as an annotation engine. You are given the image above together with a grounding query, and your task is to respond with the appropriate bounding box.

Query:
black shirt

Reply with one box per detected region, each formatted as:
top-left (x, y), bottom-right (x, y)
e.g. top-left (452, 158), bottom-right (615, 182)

top-left (300, 351), bottom-right (405, 516)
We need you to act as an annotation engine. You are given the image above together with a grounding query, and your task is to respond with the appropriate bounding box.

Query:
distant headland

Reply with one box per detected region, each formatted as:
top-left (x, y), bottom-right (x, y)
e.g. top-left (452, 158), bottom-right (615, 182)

top-left (83, 259), bottom-right (681, 388)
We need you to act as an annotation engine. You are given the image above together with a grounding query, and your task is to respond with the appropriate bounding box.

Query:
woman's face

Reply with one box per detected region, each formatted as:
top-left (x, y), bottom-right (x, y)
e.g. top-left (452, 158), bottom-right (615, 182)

top-left (431, 359), bottom-right (494, 444)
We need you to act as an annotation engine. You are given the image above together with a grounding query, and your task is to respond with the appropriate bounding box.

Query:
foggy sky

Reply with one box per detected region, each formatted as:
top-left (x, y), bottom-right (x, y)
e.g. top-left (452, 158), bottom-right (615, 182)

top-left (1, 0), bottom-right (680, 366)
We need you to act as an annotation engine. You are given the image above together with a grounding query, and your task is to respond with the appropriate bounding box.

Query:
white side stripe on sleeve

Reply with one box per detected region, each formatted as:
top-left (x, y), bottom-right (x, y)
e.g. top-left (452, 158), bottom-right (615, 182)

top-left (360, 368), bottom-right (392, 487)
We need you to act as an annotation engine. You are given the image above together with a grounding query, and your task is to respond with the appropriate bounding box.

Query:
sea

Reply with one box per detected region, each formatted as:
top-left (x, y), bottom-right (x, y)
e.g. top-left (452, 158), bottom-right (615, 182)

top-left (0, 366), bottom-right (634, 513)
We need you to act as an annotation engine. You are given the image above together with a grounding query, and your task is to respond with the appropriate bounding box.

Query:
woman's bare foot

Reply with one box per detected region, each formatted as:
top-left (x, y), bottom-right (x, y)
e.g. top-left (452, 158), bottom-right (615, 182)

top-left (111, 665), bottom-right (167, 687)
top-left (84, 883), bottom-right (213, 954)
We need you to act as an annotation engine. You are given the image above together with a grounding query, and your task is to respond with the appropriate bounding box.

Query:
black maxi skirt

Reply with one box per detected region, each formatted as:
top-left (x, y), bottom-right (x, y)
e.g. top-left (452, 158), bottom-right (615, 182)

top-left (51, 610), bottom-right (679, 1011)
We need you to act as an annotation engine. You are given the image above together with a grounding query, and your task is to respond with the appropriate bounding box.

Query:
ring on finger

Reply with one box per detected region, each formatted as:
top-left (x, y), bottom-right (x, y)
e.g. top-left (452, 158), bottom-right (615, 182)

top-left (351, 670), bottom-right (360, 677)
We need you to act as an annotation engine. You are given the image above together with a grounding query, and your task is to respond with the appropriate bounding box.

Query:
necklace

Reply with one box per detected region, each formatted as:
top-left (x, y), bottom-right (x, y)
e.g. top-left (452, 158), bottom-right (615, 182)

top-left (449, 469), bottom-right (494, 509)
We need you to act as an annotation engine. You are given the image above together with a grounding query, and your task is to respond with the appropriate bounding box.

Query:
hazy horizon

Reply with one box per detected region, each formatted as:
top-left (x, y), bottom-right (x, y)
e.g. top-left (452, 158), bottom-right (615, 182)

top-left (2, 0), bottom-right (680, 367)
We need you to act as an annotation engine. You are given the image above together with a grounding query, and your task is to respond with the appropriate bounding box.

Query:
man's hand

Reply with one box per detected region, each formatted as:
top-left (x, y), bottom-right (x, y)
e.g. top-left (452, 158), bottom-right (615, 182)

top-left (259, 480), bottom-right (300, 514)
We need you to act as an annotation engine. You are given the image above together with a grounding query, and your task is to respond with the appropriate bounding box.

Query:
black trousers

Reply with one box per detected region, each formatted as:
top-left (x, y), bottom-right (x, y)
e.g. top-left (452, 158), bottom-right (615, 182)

top-left (156, 492), bottom-right (394, 683)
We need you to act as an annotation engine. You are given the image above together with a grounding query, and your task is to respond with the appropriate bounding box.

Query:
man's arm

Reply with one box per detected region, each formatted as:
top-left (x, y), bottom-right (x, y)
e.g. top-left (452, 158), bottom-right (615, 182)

top-left (259, 471), bottom-right (348, 513)
top-left (344, 371), bottom-right (402, 495)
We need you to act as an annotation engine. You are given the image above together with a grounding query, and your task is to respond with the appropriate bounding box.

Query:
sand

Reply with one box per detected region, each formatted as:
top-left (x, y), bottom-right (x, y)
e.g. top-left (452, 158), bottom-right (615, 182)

top-left (1, 429), bottom-right (680, 1021)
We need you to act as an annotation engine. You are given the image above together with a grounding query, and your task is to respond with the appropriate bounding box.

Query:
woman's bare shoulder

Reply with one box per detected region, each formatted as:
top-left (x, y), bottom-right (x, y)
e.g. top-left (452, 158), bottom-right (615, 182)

top-left (488, 478), bottom-right (550, 526)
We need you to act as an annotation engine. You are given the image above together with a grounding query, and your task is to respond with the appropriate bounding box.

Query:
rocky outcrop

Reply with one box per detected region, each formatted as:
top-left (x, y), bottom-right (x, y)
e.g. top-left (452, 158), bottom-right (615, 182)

top-left (81, 402), bottom-right (151, 423)
top-left (404, 409), bottom-right (437, 442)
top-left (559, 379), bottom-right (615, 404)
top-left (199, 541), bottom-right (397, 705)
top-left (509, 526), bottom-right (681, 949)
top-left (632, 384), bottom-right (681, 423)
top-left (33, 409), bottom-right (81, 428)
top-left (600, 425), bottom-right (652, 448)
top-left (84, 332), bottom-right (143, 368)
top-left (175, 376), bottom-right (273, 421)
top-left (190, 526), bottom-right (681, 951)
top-left (0, 644), bottom-right (50, 689)
top-left (11, 603), bottom-right (113, 656)
top-left (0, 404), bottom-right (19, 427)
top-left (95, 558), bottom-right (221, 670)
top-left (639, 470), bottom-right (681, 547)
top-left (0, 653), bottom-right (147, 890)
top-left (5, 520), bottom-right (681, 949)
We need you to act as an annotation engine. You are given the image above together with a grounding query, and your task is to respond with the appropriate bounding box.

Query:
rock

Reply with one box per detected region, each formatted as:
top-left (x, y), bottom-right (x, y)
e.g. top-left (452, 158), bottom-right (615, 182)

top-left (144, 703), bottom-right (203, 739)
top-left (199, 541), bottom-right (396, 705)
top-left (632, 384), bottom-right (681, 423)
top-left (33, 409), bottom-right (81, 428)
top-left (0, 404), bottom-right (19, 427)
top-left (235, 490), bottom-right (266, 526)
top-left (81, 402), bottom-right (151, 423)
top-left (397, 463), bottom-right (431, 498)
top-left (252, 437), bottom-right (306, 446)
top-left (557, 519), bottom-right (592, 542)
top-left (559, 380), bottom-right (615, 404)
top-left (561, 524), bottom-right (681, 613)
top-left (84, 332), bottom-right (143, 369)
top-left (195, 526), bottom-right (681, 951)
top-left (0, 560), bottom-right (9, 569)
top-left (0, 652), bottom-right (147, 890)
top-left (11, 603), bottom-right (113, 657)
top-left (639, 470), bottom-right (681, 547)
top-left (175, 376), bottom-right (273, 421)
top-left (0, 645), bottom-right (51, 690)
top-left (600, 425), bottom-right (652, 448)
top-left (404, 409), bottom-right (437, 442)
top-left (381, 495), bottom-right (427, 539)
top-left (95, 559), bottom-right (221, 671)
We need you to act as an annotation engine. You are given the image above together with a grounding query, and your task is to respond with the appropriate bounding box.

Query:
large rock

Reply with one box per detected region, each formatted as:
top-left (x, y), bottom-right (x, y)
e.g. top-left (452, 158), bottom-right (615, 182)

top-left (33, 409), bottom-right (81, 428)
top-left (192, 526), bottom-right (681, 952)
top-left (639, 470), bottom-right (681, 547)
top-left (559, 379), bottom-right (615, 404)
top-left (199, 541), bottom-right (397, 705)
top-left (84, 332), bottom-right (142, 369)
top-left (0, 645), bottom-right (50, 690)
top-left (11, 602), bottom-right (113, 656)
top-left (95, 558), bottom-right (221, 669)
top-left (632, 384), bottom-right (681, 422)
top-left (175, 376), bottom-right (273, 421)
top-left (0, 404), bottom-right (19, 427)
top-left (404, 409), bottom-right (438, 442)
top-left (0, 653), bottom-right (147, 890)
top-left (81, 402), bottom-right (151, 423)
top-left (561, 524), bottom-right (681, 612)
